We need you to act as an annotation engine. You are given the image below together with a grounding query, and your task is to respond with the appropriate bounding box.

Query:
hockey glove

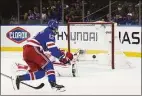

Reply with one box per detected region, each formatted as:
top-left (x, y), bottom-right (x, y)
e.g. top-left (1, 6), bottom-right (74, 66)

top-left (59, 52), bottom-right (73, 64)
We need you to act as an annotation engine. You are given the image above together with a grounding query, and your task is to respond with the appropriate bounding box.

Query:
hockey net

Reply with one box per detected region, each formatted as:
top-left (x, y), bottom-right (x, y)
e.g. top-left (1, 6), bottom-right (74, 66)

top-left (67, 22), bottom-right (131, 69)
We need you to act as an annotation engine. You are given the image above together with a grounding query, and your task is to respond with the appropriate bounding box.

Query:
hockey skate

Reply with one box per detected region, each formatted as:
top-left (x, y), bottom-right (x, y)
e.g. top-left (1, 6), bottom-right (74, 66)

top-left (10, 74), bottom-right (23, 90)
top-left (50, 81), bottom-right (66, 92)
top-left (10, 63), bottom-right (22, 90)
top-left (15, 75), bottom-right (23, 90)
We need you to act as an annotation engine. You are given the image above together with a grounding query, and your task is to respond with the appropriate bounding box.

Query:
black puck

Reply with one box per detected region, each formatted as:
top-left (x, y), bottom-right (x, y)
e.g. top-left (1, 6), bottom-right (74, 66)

top-left (92, 55), bottom-right (96, 58)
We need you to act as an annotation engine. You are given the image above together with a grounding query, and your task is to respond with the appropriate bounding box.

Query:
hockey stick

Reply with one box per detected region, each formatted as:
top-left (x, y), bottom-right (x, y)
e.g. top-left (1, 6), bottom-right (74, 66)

top-left (71, 49), bottom-right (82, 77)
top-left (1, 73), bottom-right (44, 89)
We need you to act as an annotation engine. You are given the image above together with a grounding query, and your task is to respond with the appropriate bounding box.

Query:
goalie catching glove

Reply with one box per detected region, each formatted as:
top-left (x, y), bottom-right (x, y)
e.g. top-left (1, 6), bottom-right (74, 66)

top-left (59, 52), bottom-right (73, 64)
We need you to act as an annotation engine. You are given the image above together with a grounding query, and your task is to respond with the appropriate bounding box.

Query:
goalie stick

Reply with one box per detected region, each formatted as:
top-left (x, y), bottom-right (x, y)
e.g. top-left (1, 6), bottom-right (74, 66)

top-left (1, 73), bottom-right (44, 89)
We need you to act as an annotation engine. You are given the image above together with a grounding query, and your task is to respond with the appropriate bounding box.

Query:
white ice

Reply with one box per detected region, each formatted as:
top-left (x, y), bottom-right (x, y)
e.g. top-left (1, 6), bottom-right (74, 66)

top-left (1, 52), bottom-right (141, 95)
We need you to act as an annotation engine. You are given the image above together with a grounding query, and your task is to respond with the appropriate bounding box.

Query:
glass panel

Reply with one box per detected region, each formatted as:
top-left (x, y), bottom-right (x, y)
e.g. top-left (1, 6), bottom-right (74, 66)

top-left (19, 0), bottom-right (40, 24)
top-left (1, 0), bottom-right (141, 25)
top-left (111, 0), bottom-right (140, 25)
top-left (42, 0), bottom-right (62, 24)
top-left (64, 0), bottom-right (83, 23)
top-left (84, 0), bottom-right (109, 22)
top-left (1, 0), bottom-right (18, 24)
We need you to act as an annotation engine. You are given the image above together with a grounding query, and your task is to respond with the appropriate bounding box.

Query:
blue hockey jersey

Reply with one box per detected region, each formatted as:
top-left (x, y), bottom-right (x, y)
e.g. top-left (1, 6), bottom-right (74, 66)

top-left (26, 27), bottom-right (63, 59)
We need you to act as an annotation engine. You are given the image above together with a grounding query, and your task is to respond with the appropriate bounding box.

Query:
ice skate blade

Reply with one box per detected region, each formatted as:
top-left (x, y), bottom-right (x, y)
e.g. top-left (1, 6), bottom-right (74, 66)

top-left (52, 87), bottom-right (66, 92)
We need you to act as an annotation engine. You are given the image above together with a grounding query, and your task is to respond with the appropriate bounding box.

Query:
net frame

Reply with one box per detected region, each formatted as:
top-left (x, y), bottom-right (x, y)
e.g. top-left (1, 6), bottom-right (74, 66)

top-left (67, 22), bottom-right (115, 69)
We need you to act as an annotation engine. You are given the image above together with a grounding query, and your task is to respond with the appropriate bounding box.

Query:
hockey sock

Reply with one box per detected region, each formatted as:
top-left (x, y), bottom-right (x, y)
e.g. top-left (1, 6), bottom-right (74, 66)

top-left (19, 69), bottom-right (46, 81)
top-left (42, 61), bottom-right (56, 83)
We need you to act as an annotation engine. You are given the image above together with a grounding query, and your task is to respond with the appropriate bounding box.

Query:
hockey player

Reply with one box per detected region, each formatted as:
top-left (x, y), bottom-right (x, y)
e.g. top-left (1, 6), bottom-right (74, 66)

top-left (15, 19), bottom-right (73, 91)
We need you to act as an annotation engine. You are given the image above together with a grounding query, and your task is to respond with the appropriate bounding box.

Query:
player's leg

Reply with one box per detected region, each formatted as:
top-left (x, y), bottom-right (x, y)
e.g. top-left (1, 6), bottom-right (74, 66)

top-left (16, 45), bottom-right (64, 90)
top-left (17, 60), bottom-right (57, 87)
top-left (15, 45), bottom-right (46, 89)
top-left (16, 68), bottom-right (46, 89)
top-left (32, 47), bottom-right (64, 90)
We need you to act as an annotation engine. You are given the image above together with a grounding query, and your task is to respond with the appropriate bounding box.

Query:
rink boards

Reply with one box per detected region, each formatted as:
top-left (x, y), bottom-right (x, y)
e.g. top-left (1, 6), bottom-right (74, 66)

top-left (1, 25), bottom-right (141, 58)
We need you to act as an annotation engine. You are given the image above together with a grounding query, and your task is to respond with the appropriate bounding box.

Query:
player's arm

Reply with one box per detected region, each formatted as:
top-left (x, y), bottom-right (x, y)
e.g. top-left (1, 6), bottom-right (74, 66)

top-left (46, 41), bottom-right (63, 59)
top-left (46, 41), bottom-right (73, 64)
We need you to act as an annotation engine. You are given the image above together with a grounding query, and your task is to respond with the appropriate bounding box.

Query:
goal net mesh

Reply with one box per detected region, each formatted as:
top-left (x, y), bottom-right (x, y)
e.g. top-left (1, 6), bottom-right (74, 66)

top-left (67, 22), bottom-right (131, 70)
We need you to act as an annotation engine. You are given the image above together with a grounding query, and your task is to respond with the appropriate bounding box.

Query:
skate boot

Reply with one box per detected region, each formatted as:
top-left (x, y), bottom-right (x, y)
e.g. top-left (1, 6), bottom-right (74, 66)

top-left (16, 76), bottom-right (23, 90)
top-left (50, 81), bottom-right (65, 92)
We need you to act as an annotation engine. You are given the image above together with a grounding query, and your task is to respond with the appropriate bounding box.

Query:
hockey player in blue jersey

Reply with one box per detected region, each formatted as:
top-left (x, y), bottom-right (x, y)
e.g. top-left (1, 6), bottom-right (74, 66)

top-left (15, 19), bottom-right (73, 91)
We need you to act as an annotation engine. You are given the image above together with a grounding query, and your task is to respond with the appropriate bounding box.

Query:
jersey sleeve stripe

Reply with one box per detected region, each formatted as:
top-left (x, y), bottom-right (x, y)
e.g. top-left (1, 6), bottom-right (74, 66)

top-left (47, 43), bottom-right (55, 46)
top-left (27, 39), bottom-right (40, 45)
top-left (46, 42), bottom-right (56, 49)
top-left (48, 45), bottom-right (56, 49)
top-left (46, 41), bottom-right (55, 45)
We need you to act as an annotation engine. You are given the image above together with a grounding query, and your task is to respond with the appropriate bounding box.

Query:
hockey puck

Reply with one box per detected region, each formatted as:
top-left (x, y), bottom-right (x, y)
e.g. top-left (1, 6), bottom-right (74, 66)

top-left (92, 55), bottom-right (96, 59)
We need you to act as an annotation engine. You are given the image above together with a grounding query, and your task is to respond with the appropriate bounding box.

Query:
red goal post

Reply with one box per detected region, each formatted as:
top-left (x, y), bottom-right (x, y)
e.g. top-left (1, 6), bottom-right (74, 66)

top-left (67, 22), bottom-right (115, 69)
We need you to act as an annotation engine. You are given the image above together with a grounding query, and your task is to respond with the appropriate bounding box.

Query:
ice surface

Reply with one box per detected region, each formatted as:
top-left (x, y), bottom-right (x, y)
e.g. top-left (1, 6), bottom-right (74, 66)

top-left (1, 52), bottom-right (141, 95)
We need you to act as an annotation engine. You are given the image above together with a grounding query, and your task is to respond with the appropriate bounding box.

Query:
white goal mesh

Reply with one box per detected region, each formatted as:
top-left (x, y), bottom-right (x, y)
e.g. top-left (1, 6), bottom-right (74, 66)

top-left (67, 22), bottom-right (131, 69)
